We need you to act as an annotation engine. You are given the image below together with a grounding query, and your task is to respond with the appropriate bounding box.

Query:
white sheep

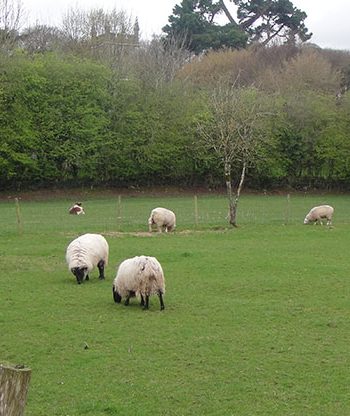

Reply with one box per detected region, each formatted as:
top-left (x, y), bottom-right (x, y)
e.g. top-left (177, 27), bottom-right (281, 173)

top-left (303, 205), bottom-right (334, 226)
top-left (148, 207), bottom-right (176, 233)
top-left (112, 256), bottom-right (165, 310)
top-left (66, 233), bottom-right (109, 284)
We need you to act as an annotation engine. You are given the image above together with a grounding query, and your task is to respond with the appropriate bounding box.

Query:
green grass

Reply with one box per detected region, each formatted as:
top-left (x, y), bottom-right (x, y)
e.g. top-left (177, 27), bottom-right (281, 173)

top-left (1, 193), bottom-right (350, 415)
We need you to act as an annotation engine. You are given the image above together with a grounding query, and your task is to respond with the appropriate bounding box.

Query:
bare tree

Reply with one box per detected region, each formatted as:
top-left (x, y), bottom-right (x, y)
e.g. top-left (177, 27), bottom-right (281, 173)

top-left (0, 0), bottom-right (24, 49)
top-left (61, 7), bottom-right (86, 42)
top-left (135, 35), bottom-right (191, 88)
top-left (59, 6), bottom-right (140, 76)
top-left (198, 80), bottom-right (273, 226)
top-left (19, 24), bottom-right (64, 53)
top-left (62, 7), bottom-right (134, 41)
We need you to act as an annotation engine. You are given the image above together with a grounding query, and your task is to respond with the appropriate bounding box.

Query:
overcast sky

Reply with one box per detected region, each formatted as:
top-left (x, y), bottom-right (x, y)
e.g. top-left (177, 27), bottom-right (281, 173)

top-left (21, 0), bottom-right (350, 51)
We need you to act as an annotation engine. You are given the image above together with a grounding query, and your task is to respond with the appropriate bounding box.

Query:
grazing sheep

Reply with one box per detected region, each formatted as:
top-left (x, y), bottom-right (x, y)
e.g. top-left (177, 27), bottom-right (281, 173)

top-left (303, 205), bottom-right (334, 226)
top-left (66, 233), bottom-right (109, 284)
top-left (148, 207), bottom-right (176, 233)
top-left (113, 256), bottom-right (165, 310)
top-left (69, 202), bottom-right (85, 215)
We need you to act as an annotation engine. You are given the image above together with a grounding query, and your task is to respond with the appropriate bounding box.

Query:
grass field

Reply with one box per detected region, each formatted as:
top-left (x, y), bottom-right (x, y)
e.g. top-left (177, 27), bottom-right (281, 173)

top-left (1, 192), bottom-right (350, 415)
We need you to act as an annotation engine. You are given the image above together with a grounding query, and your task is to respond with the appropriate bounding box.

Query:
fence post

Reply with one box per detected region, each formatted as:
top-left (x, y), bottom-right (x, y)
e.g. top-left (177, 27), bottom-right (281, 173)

top-left (285, 193), bottom-right (290, 225)
top-left (116, 195), bottom-right (122, 230)
top-left (14, 198), bottom-right (23, 235)
top-left (194, 195), bottom-right (199, 226)
top-left (0, 363), bottom-right (31, 416)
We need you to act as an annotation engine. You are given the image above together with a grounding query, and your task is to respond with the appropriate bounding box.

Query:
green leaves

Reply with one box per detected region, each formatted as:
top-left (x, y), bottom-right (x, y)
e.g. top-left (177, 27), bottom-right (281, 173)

top-left (163, 0), bottom-right (310, 53)
top-left (163, 0), bottom-right (248, 54)
top-left (1, 40), bottom-right (350, 191)
top-left (0, 53), bottom-right (111, 186)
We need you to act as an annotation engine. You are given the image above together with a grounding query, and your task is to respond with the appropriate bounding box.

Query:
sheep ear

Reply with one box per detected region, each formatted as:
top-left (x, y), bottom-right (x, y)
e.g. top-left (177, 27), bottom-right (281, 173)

top-left (113, 287), bottom-right (122, 303)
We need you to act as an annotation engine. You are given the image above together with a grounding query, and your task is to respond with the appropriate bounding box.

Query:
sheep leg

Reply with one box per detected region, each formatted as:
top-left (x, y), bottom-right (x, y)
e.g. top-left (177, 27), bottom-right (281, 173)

top-left (124, 291), bottom-right (135, 306)
top-left (143, 295), bottom-right (150, 310)
top-left (97, 260), bottom-right (105, 280)
top-left (140, 294), bottom-right (145, 307)
top-left (85, 274), bottom-right (89, 281)
top-left (158, 291), bottom-right (165, 311)
top-left (124, 295), bottom-right (130, 306)
top-left (148, 217), bottom-right (155, 233)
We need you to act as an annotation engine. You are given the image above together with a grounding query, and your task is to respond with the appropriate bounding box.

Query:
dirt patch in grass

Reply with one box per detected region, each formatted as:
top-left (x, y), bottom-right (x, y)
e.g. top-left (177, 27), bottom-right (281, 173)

top-left (103, 228), bottom-right (229, 238)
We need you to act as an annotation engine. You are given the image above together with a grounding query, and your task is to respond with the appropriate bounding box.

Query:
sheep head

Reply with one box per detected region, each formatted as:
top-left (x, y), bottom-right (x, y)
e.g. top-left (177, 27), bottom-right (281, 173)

top-left (112, 286), bottom-right (122, 303)
top-left (71, 267), bottom-right (88, 284)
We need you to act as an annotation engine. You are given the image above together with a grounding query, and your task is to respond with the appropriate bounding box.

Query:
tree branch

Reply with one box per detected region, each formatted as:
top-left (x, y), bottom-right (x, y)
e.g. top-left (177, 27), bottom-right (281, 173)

top-left (218, 0), bottom-right (239, 27)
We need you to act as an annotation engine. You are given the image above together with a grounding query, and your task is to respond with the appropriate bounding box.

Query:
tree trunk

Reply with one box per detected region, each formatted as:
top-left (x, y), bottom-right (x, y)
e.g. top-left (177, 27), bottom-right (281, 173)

top-left (0, 364), bottom-right (31, 416)
top-left (218, 0), bottom-right (239, 26)
top-left (228, 199), bottom-right (237, 227)
top-left (226, 161), bottom-right (246, 227)
top-left (224, 161), bottom-right (237, 227)
top-left (235, 161), bottom-right (246, 202)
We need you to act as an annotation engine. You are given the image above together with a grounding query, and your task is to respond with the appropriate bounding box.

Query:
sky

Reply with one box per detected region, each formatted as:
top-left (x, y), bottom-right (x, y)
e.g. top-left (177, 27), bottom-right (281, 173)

top-left (20, 0), bottom-right (350, 51)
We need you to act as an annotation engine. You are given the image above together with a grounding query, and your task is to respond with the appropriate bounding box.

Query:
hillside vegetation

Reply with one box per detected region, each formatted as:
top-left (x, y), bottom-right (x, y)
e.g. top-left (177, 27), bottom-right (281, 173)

top-left (1, 6), bottom-right (350, 191)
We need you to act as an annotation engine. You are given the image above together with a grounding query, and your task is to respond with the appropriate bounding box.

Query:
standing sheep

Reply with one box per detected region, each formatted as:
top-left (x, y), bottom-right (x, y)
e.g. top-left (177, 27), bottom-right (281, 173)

top-left (148, 207), bottom-right (176, 233)
top-left (112, 256), bottom-right (165, 310)
top-left (303, 205), bottom-right (334, 226)
top-left (66, 233), bottom-right (109, 284)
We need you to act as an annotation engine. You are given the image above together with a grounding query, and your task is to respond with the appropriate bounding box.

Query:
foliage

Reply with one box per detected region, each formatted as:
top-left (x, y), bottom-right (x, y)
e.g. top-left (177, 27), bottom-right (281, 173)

top-left (281, 96), bottom-right (341, 189)
top-left (0, 52), bottom-right (111, 187)
top-left (162, 0), bottom-right (247, 54)
top-left (316, 92), bottom-right (350, 183)
top-left (234, 0), bottom-right (312, 45)
top-left (163, 0), bottom-right (311, 53)
top-left (1, 6), bottom-right (350, 191)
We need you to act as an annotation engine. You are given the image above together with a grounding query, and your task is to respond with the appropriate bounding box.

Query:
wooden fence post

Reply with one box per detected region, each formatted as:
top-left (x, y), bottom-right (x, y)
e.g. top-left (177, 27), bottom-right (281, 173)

top-left (116, 195), bottom-right (122, 230)
top-left (0, 364), bottom-right (31, 416)
top-left (14, 198), bottom-right (23, 235)
top-left (194, 195), bottom-right (199, 226)
top-left (285, 193), bottom-right (291, 225)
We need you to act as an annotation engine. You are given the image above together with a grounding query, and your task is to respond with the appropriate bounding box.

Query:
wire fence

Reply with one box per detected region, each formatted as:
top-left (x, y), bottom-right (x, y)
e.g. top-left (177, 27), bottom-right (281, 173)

top-left (0, 193), bottom-right (348, 236)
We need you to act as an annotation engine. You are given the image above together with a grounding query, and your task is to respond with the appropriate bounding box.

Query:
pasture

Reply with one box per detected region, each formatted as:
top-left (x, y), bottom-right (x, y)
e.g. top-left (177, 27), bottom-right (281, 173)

top-left (1, 192), bottom-right (350, 415)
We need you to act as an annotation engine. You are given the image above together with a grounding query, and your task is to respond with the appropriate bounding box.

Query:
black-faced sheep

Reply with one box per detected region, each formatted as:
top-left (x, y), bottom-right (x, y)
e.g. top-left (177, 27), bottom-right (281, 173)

top-left (112, 256), bottom-right (165, 310)
top-left (69, 202), bottom-right (85, 215)
top-left (66, 233), bottom-right (109, 284)
top-left (303, 205), bottom-right (334, 226)
top-left (148, 207), bottom-right (176, 233)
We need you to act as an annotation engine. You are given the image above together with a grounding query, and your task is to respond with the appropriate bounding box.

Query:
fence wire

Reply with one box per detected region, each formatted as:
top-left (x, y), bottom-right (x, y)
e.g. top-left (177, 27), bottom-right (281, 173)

top-left (0, 194), bottom-right (348, 236)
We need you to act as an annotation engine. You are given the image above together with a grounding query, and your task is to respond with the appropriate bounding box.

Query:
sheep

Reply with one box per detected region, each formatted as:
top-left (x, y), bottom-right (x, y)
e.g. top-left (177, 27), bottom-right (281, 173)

top-left (66, 233), bottom-right (109, 284)
top-left (69, 202), bottom-right (85, 215)
top-left (303, 205), bottom-right (334, 226)
top-left (112, 256), bottom-right (165, 310)
top-left (148, 207), bottom-right (176, 233)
